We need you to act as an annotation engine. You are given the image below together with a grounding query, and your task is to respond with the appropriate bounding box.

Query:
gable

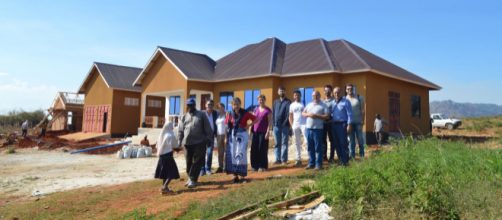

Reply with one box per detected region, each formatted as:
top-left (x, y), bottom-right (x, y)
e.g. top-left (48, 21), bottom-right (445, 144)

top-left (141, 55), bottom-right (187, 94)
top-left (83, 69), bottom-right (113, 105)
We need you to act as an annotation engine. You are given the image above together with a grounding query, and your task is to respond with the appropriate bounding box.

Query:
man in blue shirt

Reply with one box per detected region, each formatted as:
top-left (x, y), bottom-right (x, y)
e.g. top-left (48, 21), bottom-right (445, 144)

top-left (330, 87), bottom-right (353, 166)
top-left (272, 86), bottom-right (291, 164)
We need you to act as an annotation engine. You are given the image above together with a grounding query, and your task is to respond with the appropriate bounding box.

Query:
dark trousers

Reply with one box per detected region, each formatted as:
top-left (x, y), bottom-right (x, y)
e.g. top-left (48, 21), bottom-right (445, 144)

top-left (22, 129), bottom-right (27, 137)
top-left (184, 142), bottom-right (206, 182)
top-left (251, 132), bottom-right (269, 169)
top-left (322, 122), bottom-right (335, 160)
top-left (331, 122), bottom-right (349, 165)
top-left (38, 128), bottom-right (46, 138)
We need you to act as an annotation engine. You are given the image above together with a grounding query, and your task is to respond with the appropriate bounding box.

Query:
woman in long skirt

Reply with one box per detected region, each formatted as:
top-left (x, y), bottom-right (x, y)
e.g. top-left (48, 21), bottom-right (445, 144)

top-left (154, 122), bottom-right (180, 194)
top-left (225, 98), bottom-right (256, 183)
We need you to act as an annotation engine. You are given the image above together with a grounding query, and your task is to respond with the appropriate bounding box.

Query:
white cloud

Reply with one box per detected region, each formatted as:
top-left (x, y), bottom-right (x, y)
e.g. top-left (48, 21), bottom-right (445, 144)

top-left (0, 72), bottom-right (9, 77)
top-left (0, 79), bottom-right (59, 112)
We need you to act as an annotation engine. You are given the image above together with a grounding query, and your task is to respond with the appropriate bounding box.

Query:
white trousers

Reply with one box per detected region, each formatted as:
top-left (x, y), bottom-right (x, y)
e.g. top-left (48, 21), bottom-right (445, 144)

top-left (292, 125), bottom-right (307, 161)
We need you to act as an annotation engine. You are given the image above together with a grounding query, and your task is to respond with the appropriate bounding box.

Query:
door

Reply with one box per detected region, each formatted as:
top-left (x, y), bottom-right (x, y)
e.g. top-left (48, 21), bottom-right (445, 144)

top-left (200, 94), bottom-right (211, 110)
top-left (388, 91), bottom-right (400, 132)
top-left (102, 112), bottom-right (108, 132)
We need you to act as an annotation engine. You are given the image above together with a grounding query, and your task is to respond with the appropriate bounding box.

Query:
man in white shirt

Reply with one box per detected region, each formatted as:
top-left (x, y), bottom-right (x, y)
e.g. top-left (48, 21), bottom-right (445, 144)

top-left (346, 84), bottom-right (366, 159)
top-left (21, 120), bottom-right (29, 137)
top-left (302, 91), bottom-right (329, 170)
top-left (289, 90), bottom-right (307, 167)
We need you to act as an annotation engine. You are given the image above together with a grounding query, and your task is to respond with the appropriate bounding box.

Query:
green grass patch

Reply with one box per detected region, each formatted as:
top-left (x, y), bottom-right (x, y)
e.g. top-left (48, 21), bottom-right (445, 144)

top-left (176, 175), bottom-right (315, 220)
top-left (317, 138), bottom-right (502, 219)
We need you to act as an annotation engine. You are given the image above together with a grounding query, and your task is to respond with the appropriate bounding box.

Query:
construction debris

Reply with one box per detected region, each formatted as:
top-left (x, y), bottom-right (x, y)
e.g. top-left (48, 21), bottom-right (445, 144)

top-left (218, 191), bottom-right (330, 220)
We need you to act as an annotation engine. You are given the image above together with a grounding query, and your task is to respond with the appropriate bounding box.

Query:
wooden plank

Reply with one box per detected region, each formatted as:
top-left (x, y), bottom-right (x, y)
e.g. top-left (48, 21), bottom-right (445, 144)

top-left (272, 195), bottom-right (325, 218)
top-left (217, 193), bottom-right (284, 220)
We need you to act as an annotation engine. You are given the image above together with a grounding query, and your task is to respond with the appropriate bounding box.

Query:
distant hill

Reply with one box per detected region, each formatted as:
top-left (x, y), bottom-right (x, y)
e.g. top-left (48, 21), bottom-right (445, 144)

top-left (430, 100), bottom-right (502, 118)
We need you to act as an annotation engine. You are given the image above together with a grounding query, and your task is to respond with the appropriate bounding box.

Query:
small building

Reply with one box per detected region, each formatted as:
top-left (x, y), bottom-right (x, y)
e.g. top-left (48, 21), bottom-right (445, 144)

top-left (78, 62), bottom-right (143, 137)
top-left (49, 92), bottom-right (84, 132)
top-left (133, 38), bottom-right (440, 143)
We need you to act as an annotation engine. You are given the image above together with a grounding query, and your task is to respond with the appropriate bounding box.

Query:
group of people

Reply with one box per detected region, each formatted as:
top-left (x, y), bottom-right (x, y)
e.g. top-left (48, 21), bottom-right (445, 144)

top-left (154, 84), bottom-right (370, 194)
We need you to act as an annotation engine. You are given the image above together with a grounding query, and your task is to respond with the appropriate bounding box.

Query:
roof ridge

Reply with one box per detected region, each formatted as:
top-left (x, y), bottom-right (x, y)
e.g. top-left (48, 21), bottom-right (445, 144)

top-left (158, 46), bottom-right (213, 59)
top-left (94, 62), bottom-right (142, 70)
top-left (319, 39), bottom-right (335, 71)
top-left (339, 40), bottom-right (371, 69)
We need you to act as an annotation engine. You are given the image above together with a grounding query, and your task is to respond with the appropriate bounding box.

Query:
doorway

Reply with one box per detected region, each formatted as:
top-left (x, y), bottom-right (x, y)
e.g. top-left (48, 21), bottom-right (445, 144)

top-left (102, 112), bottom-right (108, 133)
top-left (388, 91), bottom-right (400, 132)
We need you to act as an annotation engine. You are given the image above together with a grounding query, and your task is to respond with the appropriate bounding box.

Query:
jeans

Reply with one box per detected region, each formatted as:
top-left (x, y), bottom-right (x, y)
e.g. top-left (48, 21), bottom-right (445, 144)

top-left (250, 132), bottom-right (269, 169)
top-left (306, 128), bottom-right (323, 168)
top-left (273, 125), bottom-right (290, 163)
top-left (322, 122), bottom-right (335, 160)
top-left (203, 137), bottom-right (215, 173)
top-left (348, 123), bottom-right (365, 158)
top-left (331, 122), bottom-right (349, 165)
top-left (292, 125), bottom-right (306, 161)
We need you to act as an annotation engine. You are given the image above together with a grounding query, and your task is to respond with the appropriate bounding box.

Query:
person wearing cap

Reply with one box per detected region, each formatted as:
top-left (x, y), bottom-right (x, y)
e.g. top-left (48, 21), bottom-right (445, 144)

top-left (178, 98), bottom-right (213, 188)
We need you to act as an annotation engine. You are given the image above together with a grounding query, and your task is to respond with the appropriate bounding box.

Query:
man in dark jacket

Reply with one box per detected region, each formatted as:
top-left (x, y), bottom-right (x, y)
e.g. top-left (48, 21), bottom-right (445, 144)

top-left (272, 86), bottom-right (291, 165)
top-left (178, 98), bottom-right (213, 188)
top-left (201, 99), bottom-right (218, 176)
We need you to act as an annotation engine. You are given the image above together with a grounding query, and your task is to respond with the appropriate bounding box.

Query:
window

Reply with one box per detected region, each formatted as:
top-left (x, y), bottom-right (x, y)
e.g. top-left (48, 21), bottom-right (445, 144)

top-left (411, 95), bottom-right (421, 118)
top-left (124, 97), bottom-right (139, 106)
top-left (220, 92), bottom-right (234, 112)
top-left (169, 96), bottom-right (180, 115)
top-left (295, 87), bottom-right (314, 106)
top-left (147, 99), bottom-right (162, 108)
top-left (244, 89), bottom-right (260, 110)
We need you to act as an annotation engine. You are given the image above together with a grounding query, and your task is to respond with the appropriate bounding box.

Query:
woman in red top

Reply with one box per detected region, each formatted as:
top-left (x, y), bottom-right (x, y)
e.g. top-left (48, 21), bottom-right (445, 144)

top-left (225, 97), bottom-right (256, 183)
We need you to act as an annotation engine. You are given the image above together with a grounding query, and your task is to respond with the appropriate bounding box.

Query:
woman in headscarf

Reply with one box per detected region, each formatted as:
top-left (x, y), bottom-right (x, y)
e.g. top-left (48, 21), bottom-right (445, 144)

top-left (225, 97), bottom-right (257, 183)
top-left (154, 122), bottom-right (180, 194)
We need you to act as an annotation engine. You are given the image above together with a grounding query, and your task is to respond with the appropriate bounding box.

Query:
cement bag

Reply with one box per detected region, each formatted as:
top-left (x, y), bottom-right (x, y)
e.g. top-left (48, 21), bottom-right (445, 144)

top-left (123, 146), bottom-right (133, 158)
top-left (130, 147), bottom-right (138, 158)
top-left (136, 147), bottom-right (146, 158)
top-left (144, 146), bottom-right (152, 157)
top-left (116, 150), bottom-right (124, 159)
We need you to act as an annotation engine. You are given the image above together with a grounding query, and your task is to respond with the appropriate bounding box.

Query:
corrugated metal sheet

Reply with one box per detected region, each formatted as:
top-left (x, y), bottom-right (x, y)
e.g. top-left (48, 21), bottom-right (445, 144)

top-left (328, 40), bottom-right (369, 72)
top-left (214, 38), bottom-right (276, 79)
top-left (95, 62), bottom-right (142, 92)
top-left (282, 39), bottom-right (335, 75)
top-left (159, 47), bottom-right (215, 81)
top-left (134, 37), bottom-right (439, 89)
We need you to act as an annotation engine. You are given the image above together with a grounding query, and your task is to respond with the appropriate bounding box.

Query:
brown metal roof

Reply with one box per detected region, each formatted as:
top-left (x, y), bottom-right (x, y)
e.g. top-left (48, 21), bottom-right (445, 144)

top-left (159, 47), bottom-right (215, 81)
top-left (78, 62), bottom-right (142, 93)
top-left (133, 38), bottom-right (440, 90)
top-left (282, 39), bottom-right (337, 75)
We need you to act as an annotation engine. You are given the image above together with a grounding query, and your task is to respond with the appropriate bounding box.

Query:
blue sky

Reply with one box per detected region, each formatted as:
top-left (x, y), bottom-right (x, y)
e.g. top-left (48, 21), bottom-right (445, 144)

top-left (1, 0), bottom-right (501, 113)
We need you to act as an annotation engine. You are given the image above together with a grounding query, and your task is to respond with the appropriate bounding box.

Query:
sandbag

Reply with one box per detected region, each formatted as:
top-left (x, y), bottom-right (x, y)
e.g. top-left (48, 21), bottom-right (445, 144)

top-left (123, 146), bottom-right (133, 158)
top-left (130, 148), bottom-right (138, 158)
top-left (116, 150), bottom-right (124, 159)
top-left (136, 148), bottom-right (146, 158)
top-left (144, 146), bottom-right (152, 157)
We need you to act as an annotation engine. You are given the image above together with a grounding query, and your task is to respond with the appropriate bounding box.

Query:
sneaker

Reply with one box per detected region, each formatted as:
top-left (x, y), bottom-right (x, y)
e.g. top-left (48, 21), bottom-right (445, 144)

top-left (206, 170), bottom-right (212, 175)
top-left (187, 181), bottom-right (198, 188)
top-left (295, 160), bottom-right (302, 167)
top-left (281, 161), bottom-right (288, 165)
top-left (305, 166), bottom-right (314, 170)
top-left (258, 168), bottom-right (266, 172)
top-left (161, 188), bottom-right (174, 195)
top-left (315, 166), bottom-right (322, 170)
top-left (273, 161), bottom-right (281, 165)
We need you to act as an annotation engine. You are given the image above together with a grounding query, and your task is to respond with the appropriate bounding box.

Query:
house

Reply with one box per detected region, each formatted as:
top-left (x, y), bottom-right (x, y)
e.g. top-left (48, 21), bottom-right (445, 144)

top-left (49, 92), bottom-right (84, 132)
top-left (78, 62), bottom-right (143, 137)
top-left (133, 38), bottom-right (440, 143)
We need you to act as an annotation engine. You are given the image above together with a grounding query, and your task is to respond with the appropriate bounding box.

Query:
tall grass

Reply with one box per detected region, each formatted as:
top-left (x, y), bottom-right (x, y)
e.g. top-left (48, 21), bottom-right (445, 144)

top-left (317, 138), bottom-right (502, 219)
